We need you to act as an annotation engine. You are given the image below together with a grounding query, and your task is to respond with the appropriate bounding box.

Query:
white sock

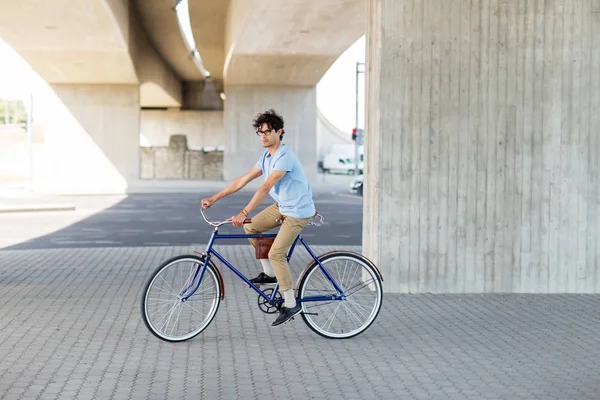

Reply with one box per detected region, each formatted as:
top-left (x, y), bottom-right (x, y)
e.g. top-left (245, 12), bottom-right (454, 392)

top-left (260, 259), bottom-right (274, 276)
top-left (282, 289), bottom-right (296, 308)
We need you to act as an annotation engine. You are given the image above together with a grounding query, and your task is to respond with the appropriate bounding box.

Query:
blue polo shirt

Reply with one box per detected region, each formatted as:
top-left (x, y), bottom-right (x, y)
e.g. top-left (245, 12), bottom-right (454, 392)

top-left (255, 143), bottom-right (316, 219)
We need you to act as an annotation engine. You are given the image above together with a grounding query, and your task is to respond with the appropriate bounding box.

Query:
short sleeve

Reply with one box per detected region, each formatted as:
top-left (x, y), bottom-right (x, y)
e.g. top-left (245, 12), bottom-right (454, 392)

top-left (255, 152), bottom-right (266, 173)
top-left (272, 152), bottom-right (293, 172)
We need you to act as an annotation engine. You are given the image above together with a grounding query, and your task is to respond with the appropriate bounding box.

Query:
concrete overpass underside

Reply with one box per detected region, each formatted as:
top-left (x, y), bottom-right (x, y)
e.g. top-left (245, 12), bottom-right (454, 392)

top-left (0, 0), bottom-right (193, 193)
top-left (190, 0), bottom-right (365, 179)
top-left (0, 0), bottom-right (364, 189)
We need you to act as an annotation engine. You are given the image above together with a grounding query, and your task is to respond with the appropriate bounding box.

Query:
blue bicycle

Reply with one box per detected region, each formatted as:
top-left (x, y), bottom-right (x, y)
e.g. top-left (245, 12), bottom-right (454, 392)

top-left (141, 208), bottom-right (384, 341)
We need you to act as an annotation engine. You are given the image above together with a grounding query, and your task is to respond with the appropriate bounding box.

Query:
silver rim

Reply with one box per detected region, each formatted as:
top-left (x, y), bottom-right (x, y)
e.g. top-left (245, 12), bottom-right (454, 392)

top-left (300, 255), bottom-right (382, 338)
top-left (144, 258), bottom-right (220, 341)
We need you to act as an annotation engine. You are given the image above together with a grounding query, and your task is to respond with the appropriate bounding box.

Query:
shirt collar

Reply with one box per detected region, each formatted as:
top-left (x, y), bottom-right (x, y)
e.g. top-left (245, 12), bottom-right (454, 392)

top-left (266, 143), bottom-right (285, 158)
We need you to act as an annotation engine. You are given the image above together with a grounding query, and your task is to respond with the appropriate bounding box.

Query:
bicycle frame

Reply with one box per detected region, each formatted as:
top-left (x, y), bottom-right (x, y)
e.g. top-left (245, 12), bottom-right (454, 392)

top-left (180, 227), bottom-right (345, 304)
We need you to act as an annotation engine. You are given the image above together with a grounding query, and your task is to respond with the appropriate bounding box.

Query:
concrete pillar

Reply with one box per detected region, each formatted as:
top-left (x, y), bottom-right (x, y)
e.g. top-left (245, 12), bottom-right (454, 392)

top-left (223, 85), bottom-right (317, 182)
top-left (33, 84), bottom-right (140, 194)
top-left (365, 0), bottom-right (600, 293)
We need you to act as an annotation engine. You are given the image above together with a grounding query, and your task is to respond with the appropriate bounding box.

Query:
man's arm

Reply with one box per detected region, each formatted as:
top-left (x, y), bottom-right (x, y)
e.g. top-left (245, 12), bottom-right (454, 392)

top-left (203, 167), bottom-right (262, 208)
top-left (240, 170), bottom-right (286, 216)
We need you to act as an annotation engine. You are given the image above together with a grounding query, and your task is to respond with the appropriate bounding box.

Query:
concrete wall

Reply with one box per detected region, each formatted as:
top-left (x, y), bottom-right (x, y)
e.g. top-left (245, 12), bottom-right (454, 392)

top-left (364, 0), bottom-right (600, 293)
top-left (140, 109), bottom-right (224, 148)
top-left (140, 135), bottom-right (223, 180)
top-left (223, 85), bottom-right (318, 181)
top-left (25, 84), bottom-right (140, 194)
top-left (140, 107), bottom-right (349, 180)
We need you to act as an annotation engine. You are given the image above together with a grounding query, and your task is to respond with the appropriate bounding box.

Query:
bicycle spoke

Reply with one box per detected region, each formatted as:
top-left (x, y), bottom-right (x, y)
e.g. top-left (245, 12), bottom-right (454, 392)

top-left (344, 278), bottom-right (376, 297)
top-left (343, 299), bottom-right (368, 322)
top-left (313, 270), bottom-right (337, 292)
top-left (170, 302), bottom-right (185, 336)
top-left (158, 301), bottom-right (180, 333)
top-left (184, 296), bottom-right (217, 302)
top-left (183, 299), bottom-right (211, 318)
top-left (158, 274), bottom-right (178, 296)
top-left (341, 302), bottom-right (363, 329)
top-left (149, 298), bottom-right (177, 319)
top-left (303, 300), bottom-right (336, 309)
top-left (346, 299), bottom-right (371, 318)
top-left (151, 285), bottom-right (181, 297)
top-left (341, 259), bottom-right (351, 289)
top-left (153, 309), bottom-right (170, 331)
top-left (324, 302), bottom-right (343, 332)
top-left (187, 284), bottom-right (216, 297)
top-left (147, 297), bottom-right (179, 303)
top-left (346, 260), bottom-right (360, 289)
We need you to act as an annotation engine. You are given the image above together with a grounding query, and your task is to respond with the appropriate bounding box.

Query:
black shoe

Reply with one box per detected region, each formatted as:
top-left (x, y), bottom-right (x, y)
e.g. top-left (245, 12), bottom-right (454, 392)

top-left (250, 272), bottom-right (277, 285)
top-left (272, 303), bottom-right (302, 326)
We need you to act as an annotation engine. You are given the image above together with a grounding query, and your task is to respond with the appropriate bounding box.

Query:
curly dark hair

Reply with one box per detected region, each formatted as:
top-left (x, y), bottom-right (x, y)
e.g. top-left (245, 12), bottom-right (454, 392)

top-left (252, 109), bottom-right (285, 140)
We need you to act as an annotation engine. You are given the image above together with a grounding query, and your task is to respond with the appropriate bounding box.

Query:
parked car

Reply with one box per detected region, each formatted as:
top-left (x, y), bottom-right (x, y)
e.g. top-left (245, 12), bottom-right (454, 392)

top-left (349, 174), bottom-right (363, 196)
top-left (321, 145), bottom-right (364, 175)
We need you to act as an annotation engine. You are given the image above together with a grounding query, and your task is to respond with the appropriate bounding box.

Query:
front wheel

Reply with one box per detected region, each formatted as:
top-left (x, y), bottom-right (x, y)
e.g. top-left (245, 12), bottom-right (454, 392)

top-left (141, 254), bottom-right (222, 342)
top-left (297, 251), bottom-right (383, 339)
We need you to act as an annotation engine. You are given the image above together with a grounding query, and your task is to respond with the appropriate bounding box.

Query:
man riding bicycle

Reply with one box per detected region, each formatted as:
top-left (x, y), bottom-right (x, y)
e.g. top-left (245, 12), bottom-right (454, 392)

top-left (201, 109), bottom-right (316, 327)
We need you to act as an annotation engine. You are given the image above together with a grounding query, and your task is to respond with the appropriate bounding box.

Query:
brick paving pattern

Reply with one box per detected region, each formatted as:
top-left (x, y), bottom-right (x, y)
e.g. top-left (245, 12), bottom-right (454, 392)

top-left (1, 245), bottom-right (599, 399)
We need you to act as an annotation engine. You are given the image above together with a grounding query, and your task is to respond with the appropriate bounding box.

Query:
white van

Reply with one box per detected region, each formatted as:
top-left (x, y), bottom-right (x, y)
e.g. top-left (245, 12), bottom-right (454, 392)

top-left (321, 145), bottom-right (363, 175)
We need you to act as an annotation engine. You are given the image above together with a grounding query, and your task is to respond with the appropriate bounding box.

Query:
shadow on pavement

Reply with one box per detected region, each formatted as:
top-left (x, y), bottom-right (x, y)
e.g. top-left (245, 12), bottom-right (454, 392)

top-left (2, 191), bottom-right (362, 250)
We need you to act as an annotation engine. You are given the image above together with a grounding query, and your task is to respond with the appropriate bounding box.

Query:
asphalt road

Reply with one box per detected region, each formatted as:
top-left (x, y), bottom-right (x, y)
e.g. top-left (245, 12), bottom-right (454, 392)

top-left (0, 190), bottom-right (363, 250)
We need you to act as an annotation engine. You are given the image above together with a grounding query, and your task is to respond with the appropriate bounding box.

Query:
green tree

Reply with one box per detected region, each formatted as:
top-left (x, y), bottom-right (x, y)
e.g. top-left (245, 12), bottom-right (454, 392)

top-left (0, 99), bottom-right (27, 124)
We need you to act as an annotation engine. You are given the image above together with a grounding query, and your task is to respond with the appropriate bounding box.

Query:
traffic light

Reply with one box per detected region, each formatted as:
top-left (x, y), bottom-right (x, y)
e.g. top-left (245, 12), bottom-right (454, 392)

top-left (352, 128), bottom-right (363, 144)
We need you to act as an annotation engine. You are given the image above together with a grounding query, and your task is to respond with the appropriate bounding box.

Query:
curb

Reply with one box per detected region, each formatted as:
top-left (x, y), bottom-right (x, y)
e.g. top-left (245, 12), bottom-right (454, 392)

top-left (0, 204), bottom-right (76, 213)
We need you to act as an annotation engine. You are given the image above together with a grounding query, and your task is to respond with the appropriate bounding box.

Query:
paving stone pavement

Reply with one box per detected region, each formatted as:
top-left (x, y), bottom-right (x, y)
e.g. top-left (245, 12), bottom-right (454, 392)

top-left (1, 245), bottom-right (600, 400)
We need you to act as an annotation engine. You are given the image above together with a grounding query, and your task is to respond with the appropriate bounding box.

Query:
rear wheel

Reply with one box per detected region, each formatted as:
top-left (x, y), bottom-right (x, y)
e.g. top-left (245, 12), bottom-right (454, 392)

top-left (297, 251), bottom-right (383, 339)
top-left (141, 255), bottom-right (221, 342)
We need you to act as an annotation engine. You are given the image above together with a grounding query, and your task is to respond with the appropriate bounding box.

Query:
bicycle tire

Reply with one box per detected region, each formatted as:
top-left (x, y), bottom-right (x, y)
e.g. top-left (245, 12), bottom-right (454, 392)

top-left (297, 251), bottom-right (383, 339)
top-left (141, 254), bottom-right (222, 342)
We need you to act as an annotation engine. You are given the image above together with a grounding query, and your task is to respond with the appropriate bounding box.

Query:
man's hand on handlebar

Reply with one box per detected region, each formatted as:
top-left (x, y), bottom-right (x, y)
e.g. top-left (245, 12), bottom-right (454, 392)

top-left (227, 212), bottom-right (247, 227)
top-left (201, 197), bottom-right (216, 209)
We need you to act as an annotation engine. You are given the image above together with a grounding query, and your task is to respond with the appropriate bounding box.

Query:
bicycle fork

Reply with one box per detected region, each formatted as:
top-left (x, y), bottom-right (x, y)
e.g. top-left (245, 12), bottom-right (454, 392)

top-left (179, 257), bottom-right (210, 301)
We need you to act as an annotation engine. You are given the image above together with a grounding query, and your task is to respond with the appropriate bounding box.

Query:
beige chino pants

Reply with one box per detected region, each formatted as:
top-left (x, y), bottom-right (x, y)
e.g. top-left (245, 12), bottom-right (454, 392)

top-left (243, 203), bottom-right (312, 291)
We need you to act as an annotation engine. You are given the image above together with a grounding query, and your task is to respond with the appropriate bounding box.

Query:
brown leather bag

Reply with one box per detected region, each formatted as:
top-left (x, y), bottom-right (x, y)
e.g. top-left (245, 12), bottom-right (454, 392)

top-left (255, 236), bottom-right (275, 259)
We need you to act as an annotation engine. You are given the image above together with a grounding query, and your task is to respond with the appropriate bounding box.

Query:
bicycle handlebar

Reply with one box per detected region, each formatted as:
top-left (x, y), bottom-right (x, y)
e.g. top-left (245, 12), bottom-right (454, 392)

top-left (201, 207), bottom-right (325, 228)
top-left (200, 207), bottom-right (252, 227)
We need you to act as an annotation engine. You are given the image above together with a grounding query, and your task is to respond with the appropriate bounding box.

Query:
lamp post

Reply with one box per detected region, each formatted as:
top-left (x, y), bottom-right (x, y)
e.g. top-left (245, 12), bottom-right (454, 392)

top-left (354, 61), bottom-right (365, 176)
top-left (26, 67), bottom-right (34, 191)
